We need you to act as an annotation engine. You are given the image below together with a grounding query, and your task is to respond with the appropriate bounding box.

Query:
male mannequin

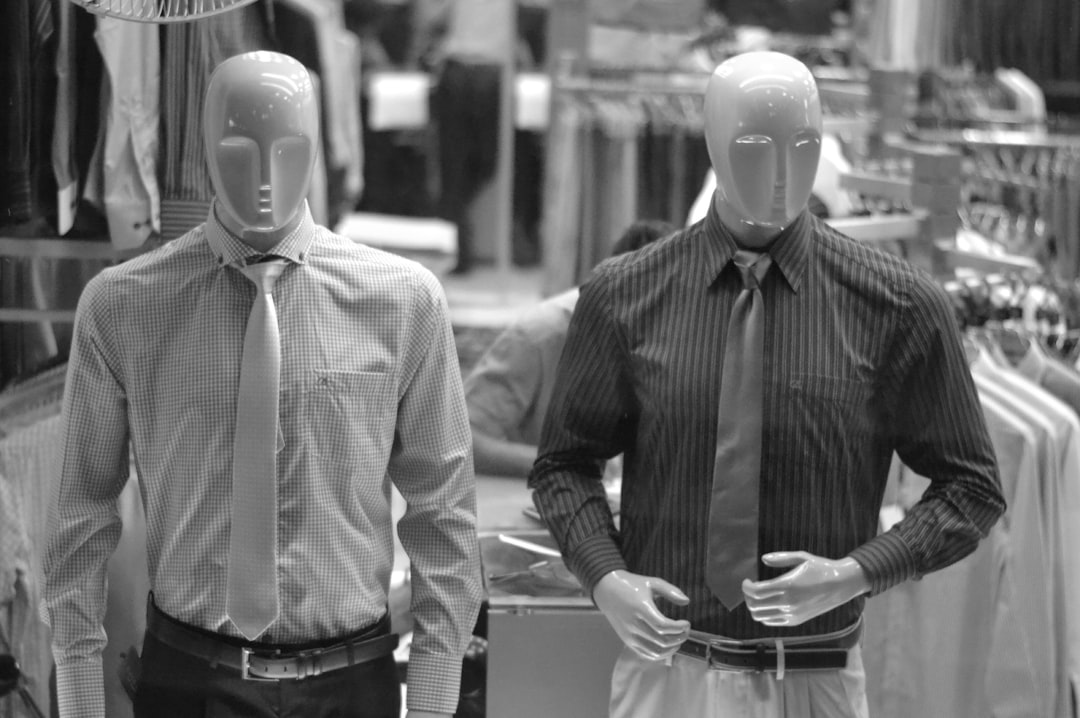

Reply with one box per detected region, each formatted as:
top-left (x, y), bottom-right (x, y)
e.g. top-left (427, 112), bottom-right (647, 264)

top-left (44, 51), bottom-right (480, 718)
top-left (530, 51), bottom-right (1004, 717)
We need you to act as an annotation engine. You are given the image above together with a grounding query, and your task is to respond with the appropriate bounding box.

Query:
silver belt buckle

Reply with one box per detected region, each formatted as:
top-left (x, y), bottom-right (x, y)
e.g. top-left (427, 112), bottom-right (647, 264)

top-left (240, 647), bottom-right (279, 682)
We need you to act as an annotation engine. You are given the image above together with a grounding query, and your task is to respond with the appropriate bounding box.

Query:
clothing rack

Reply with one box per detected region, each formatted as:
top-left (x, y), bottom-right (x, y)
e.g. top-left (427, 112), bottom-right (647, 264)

top-left (551, 70), bottom-right (876, 137)
top-left (1, 0), bottom-right (361, 331)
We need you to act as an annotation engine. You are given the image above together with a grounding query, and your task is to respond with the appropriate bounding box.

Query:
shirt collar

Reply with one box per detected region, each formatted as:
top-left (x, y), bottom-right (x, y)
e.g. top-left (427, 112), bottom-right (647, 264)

top-left (701, 204), bottom-right (811, 293)
top-left (205, 199), bottom-right (317, 267)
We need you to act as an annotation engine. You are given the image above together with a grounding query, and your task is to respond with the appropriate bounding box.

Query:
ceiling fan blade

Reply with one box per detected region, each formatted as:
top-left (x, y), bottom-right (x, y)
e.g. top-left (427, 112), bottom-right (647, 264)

top-left (68, 0), bottom-right (259, 23)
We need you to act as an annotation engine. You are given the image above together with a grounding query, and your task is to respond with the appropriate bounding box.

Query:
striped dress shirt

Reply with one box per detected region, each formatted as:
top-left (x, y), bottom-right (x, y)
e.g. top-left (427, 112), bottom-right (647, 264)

top-left (530, 208), bottom-right (1006, 640)
top-left (43, 203), bottom-right (482, 716)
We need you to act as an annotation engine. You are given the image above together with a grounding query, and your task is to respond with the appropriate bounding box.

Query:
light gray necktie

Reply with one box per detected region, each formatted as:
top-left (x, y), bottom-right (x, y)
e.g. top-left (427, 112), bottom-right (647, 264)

top-left (706, 250), bottom-right (772, 610)
top-left (226, 258), bottom-right (286, 640)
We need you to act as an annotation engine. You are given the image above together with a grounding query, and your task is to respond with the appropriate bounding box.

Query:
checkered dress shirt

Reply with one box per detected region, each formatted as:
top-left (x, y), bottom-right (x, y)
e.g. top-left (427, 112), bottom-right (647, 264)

top-left (43, 202), bottom-right (481, 716)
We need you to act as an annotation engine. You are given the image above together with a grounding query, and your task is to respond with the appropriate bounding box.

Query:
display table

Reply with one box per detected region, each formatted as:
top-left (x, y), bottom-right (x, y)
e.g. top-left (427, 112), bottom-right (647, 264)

top-left (475, 475), bottom-right (622, 718)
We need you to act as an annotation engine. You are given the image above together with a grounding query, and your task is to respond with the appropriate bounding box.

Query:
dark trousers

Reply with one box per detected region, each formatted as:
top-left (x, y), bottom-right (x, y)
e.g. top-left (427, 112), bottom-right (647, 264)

top-left (134, 607), bottom-right (400, 718)
top-left (433, 58), bottom-right (501, 272)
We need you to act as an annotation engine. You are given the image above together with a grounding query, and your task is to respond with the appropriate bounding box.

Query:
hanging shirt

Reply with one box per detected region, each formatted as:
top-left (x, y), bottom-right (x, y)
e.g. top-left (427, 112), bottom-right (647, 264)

top-left (159, 5), bottom-right (270, 239)
top-left (90, 16), bottom-right (161, 249)
top-left (865, 390), bottom-right (1051, 718)
top-left (43, 203), bottom-right (482, 716)
top-left (0, 0), bottom-right (55, 229)
top-left (972, 351), bottom-right (1079, 718)
top-left (1014, 340), bottom-right (1080, 419)
top-left (530, 208), bottom-right (1006, 640)
top-left (0, 416), bottom-right (64, 717)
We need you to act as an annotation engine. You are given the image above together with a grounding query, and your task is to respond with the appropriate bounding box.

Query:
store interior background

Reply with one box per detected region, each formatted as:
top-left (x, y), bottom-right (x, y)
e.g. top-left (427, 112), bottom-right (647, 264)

top-left (4, 0), bottom-right (1080, 716)
top-left (5, 0), bottom-right (1080, 382)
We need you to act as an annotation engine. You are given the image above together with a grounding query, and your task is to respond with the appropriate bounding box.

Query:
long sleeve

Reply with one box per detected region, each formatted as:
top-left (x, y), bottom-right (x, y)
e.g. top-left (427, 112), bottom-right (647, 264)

top-left (849, 275), bottom-right (1006, 595)
top-left (390, 269), bottom-right (482, 714)
top-left (42, 273), bottom-right (131, 718)
top-left (529, 271), bottom-right (629, 594)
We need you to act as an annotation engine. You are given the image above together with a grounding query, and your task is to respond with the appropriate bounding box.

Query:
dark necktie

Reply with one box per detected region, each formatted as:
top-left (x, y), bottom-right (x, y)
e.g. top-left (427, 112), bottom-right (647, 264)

top-left (706, 250), bottom-right (772, 610)
top-left (226, 258), bottom-right (286, 640)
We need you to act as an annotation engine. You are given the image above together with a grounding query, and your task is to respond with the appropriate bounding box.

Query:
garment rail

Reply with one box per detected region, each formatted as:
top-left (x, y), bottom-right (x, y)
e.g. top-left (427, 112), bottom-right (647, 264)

top-left (0, 237), bottom-right (137, 324)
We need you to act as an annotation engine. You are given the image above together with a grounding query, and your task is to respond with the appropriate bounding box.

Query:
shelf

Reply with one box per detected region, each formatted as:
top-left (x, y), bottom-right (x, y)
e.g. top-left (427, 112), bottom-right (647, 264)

top-left (0, 237), bottom-right (133, 325)
top-left (839, 171), bottom-right (913, 202)
top-left (823, 116), bottom-right (874, 137)
top-left (0, 236), bottom-right (135, 261)
top-left (0, 308), bottom-right (77, 323)
top-left (825, 213), bottom-right (925, 242)
top-left (934, 240), bottom-right (1042, 276)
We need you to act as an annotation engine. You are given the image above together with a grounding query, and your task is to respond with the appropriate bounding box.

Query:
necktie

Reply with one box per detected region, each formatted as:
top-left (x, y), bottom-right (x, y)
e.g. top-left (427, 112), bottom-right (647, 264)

top-left (226, 258), bottom-right (287, 640)
top-left (706, 250), bottom-right (772, 610)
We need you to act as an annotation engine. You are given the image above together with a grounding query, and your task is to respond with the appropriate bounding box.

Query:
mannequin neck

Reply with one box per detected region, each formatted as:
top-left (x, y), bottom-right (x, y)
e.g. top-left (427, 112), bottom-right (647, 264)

top-left (713, 194), bottom-right (786, 250)
top-left (215, 200), bottom-right (306, 255)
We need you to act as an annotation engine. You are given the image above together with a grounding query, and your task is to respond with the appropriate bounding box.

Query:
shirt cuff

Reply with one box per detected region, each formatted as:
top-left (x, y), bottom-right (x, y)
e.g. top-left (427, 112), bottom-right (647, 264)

top-left (55, 657), bottom-right (105, 718)
top-left (405, 650), bottom-right (465, 714)
top-left (567, 534), bottom-right (628, 597)
top-left (847, 530), bottom-right (919, 596)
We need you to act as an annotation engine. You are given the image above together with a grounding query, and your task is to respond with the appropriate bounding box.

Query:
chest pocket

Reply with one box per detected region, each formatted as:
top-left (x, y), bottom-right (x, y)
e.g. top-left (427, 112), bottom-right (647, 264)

top-left (780, 373), bottom-right (876, 442)
top-left (304, 370), bottom-right (397, 475)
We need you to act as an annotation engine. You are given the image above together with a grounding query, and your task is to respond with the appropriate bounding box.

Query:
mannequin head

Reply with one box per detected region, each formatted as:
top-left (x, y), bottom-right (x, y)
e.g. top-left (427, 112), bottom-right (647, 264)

top-left (704, 51), bottom-right (822, 248)
top-left (204, 51), bottom-right (319, 249)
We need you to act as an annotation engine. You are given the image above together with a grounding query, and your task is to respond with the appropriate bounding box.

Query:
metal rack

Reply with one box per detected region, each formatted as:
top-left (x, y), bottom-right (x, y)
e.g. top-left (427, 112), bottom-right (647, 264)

top-left (0, 237), bottom-right (136, 324)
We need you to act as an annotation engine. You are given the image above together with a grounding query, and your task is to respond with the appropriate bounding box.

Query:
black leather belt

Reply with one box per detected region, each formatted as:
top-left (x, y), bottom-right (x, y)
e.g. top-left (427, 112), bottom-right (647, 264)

top-left (677, 621), bottom-right (861, 674)
top-left (146, 598), bottom-right (399, 682)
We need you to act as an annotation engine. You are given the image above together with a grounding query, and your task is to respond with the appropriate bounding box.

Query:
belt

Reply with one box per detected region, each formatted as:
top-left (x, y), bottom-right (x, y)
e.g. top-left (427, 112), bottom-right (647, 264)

top-left (677, 620), bottom-right (861, 676)
top-left (146, 598), bottom-right (399, 682)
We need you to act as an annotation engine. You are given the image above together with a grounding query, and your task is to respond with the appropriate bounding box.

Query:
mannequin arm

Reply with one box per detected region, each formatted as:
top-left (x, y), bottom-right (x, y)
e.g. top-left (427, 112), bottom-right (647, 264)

top-left (471, 427), bottom-right (538, 479)
top-left (592, 570), bottom-right (692, 661)
top-left (742, 552), bottom-right (871, 627)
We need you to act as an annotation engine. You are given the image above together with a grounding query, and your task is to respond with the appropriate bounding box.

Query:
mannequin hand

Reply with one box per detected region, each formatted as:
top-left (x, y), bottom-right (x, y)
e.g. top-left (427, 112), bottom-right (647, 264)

top-left (592, 569), bottom-right (691, 661)
top-left (742, 552), bottom-right (870, 627)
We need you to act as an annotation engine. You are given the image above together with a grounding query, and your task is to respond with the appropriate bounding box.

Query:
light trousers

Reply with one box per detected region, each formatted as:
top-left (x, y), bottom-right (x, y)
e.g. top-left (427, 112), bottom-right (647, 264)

top-left (609, 643), bottom-right (869, 718)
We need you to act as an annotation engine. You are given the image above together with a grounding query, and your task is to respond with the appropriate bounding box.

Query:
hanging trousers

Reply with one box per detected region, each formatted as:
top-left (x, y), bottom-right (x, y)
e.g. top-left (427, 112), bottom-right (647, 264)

top-left (433, 57), bottom-right (500, 272)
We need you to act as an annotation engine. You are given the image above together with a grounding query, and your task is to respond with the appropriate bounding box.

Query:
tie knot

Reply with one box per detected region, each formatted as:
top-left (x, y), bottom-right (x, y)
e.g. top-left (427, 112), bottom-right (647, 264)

top-left (239, 259), bottom-right (287, 294)
top-left (732, 250), bottom-right (771, 291)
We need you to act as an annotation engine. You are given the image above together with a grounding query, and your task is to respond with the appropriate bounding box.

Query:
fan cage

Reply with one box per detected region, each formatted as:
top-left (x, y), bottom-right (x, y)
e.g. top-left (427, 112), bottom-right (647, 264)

top-left (71, 0), bottom-right (260, 23)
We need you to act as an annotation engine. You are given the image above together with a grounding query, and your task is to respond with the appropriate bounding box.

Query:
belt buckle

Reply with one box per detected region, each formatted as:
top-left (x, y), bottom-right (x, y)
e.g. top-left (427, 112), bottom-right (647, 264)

top-left (240, 647), bottom-right (279, 682)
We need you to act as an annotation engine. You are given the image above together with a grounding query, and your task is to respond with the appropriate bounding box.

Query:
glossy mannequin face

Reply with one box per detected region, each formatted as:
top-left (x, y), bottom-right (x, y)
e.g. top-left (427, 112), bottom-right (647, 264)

top-left (204, 52), bottom-right (318, 238)
top-left (704, 52), bottom-right (822, 247)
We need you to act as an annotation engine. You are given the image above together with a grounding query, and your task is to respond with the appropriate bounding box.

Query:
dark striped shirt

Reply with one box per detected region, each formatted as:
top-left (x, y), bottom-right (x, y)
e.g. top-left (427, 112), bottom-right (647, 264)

top-left (529, 208), bottom-right (1006, 640)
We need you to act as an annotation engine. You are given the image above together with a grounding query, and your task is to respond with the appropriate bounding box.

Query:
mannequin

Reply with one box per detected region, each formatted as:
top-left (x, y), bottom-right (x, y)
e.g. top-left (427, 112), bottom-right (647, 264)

top-left (530, 50), bottom-right (1002, 718)
top-left (203, 50), bottom-right (456, 718)
top-left (593, 50), bottom-right (870, 653)
top-left (43, 50), bottom-right (479, 718)
top-left (203, 50), bottom-right (318, 252)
